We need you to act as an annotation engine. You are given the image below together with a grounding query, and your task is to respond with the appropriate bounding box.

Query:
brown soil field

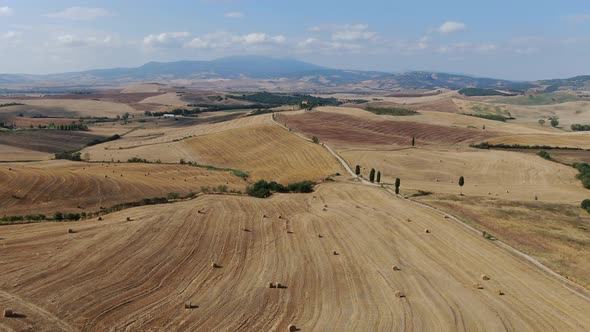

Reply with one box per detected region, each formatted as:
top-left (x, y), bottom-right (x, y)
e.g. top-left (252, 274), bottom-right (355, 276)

top-left (493, 149), bottom-right (590, 165)
top-left (0, 183), bottom-right (589, 331)
top-left (0, 99), bottom-right (141, 118)
top-left (484, 132), bottom-right (590, 149)
top-left (277, 111), bottom-right (497, 149)
top-left (0, 130), bottom-right (104, 155)
top-left (417, 194), bottom-right (590, 289)
top-left (5, 117), bottom-right (81, 128)
top-left (180, 124), bottom-right (344, 183)
top-left (1, 92), bottom-right (164, 104)
top-left (340, 148), bottom-right (588, 204)
top-left (0, 144), bottom-right (50, 161)
top-left (0, 160), bottom-right (246, 216)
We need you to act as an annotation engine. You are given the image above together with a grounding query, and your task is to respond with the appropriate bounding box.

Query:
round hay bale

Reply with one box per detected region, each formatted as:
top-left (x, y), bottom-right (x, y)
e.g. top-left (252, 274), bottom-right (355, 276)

top-left (98, 216), bottom-right (103, 221)
top-left (318, 234), bottom-right (323, 238)
top-left (184, 302), bottom-right (192, 309)
top-left (67, 229), bottom-right (74, 234)
top-left (288, 324), bottom-right (297, 331)
top-left (276, 282), bottom-right (282, 289)
top-left (424, 229), bottom-right (431, 233)
top-left (211, 262), bottom-right (220, 268)
top-left (481, 274), bottom-right (490, 281)
top-left (498, 290), bottom-right (505, 296)
top-left (394, 291), bottom-right (405, 298)
top-left (332, 250), bottom-right (338, 255)
top-left (268, 282), bottom-right (275, 288)
top-left (406, 218), bottom-right (412, 222)
top-left (392, 265), bottom-right (401, 271)
top-left (126, 217), bottom-right (131, 221)
top-left (473, 282), bottom-right (484, 289)
top-left (3, 309), bottom-right (13, 317)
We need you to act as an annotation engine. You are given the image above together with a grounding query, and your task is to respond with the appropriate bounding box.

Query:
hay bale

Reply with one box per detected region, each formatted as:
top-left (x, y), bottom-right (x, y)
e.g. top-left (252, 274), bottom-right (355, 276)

top-left (126, 217), bottom-right (131, 221)
top-left (276, 282), bottom-right (282, 289)
top-left (184, 302), bottom-right (192, 309)
top-left (498, 290), bottom-right (505, 296)
top-left (394, 291), bottom-right (405, 298)
top-left (3, 309), bottom-right (13, 317)
top-left (263, 214), bottom-right (268, 218)
top-left (406, 218), bottom-right (412, 222)
top-left (98, 216), bottom-right (103, 221)
top-left (67, 229), bottom-right (75, 234)
top-left (268, 282), bottom-right (275, 288)
top-left (318, 234), bottom-right (323, 238)
top-left (424, 229), bottom-right (430, 233)
top-left (211, 263), bottom-right (220, 268)
top-left (473, 282), bottom-right (484, 289)
top-left (332, 250), bottom-right (338, 255)
top-left (392, 265), bottom-right (401, 271)
top-left (288, 324), bottom-right (297, 331)
top-left (481, 274), bottom-right (490, 281)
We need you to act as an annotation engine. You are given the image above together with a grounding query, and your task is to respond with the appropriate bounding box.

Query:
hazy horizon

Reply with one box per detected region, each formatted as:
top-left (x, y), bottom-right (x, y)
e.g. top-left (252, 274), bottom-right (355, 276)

top-left (0, 0), bottom-right (589, 80)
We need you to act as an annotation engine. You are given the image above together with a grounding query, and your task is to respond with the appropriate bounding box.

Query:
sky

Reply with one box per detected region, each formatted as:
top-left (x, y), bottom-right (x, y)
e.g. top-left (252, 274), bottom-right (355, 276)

top-left (0, 0), bottom-right (589, 80)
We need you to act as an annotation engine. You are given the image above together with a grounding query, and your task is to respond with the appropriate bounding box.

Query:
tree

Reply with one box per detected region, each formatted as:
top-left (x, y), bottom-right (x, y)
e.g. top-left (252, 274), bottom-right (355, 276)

top-left (53, 212), bottom-right (64, 221)
top-left (538, 119), bottom-right (545, 126)
top-left (411, 137), bottom-right (415, 147)
top-left (369, 168), bottom-right (376, 182)
top-left (312, 136), bottom-right (319, 144)
top-left (459, 176), bottom-right (465, 195)
top-left (550, 117), bottom-right (559, 128)
top-left (355, 165), bottom-right (361, 175)
top-left (122, 112), bottom-right (130, 121)
top-left (482, 124), bottom-right (486, 130)
top-left (376, 171), bottom-right (381, 183)
top-left (395, 178), bottom-right (401, 195)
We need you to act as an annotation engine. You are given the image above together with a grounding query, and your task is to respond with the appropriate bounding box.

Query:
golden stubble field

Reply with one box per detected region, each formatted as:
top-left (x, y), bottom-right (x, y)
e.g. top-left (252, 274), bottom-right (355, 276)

top-left (1, 183), bottom-right (589, 331)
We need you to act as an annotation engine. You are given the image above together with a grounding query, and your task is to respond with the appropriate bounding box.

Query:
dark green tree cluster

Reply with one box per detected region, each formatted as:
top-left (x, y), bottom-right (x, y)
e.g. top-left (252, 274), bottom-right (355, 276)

top-left (246, 180), bottom-right (316, 198)
top-left (574, 163), bottom-right (590, 189)
top-left (51, 123), bottom-right (88, 131)
top-left (571, 124), bottom-right (590, 131)
top-left (582, 199), bottom-right (590, 214)
top-left (55, 151), bottom-right (82, 161)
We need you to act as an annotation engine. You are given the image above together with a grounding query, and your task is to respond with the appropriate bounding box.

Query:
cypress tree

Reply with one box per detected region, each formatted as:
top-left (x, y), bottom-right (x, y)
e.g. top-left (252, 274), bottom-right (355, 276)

top-left (355, 165), bottom-right (361, 175)
top-left (369, 168), bottom-right (376, 182)
top-left (376, 171), bottom-right (381, 183)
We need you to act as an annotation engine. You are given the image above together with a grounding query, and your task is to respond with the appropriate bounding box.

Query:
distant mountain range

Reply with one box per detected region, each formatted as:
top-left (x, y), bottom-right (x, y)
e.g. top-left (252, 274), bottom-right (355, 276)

top-left (0, 56), bottom-right (588, 93)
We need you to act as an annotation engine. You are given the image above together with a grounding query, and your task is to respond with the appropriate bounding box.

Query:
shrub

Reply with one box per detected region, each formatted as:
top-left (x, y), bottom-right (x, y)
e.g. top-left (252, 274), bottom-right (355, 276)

top-left (312, 136), bottom-right (319, 144)
top-left (246, 180), bottom-right (316, 198)
top-left (538, 151), bottom-right (552, 160)
top-left (167, 192), bottom-right (180, 200)
top-left (365, 107), bottom-right (419, 116)
top-left (55, 151), bottom-right (82, 161)
top-left (581, 199), bottom-right (590, 210)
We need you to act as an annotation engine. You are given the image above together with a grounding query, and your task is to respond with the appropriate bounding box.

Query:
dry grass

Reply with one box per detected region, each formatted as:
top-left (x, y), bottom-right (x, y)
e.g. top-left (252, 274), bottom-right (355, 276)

top-left (417, 194), bottom-right (590, 289)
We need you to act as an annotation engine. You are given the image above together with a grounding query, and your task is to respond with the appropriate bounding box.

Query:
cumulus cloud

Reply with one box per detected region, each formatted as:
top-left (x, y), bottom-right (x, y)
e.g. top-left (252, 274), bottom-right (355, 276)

top-left (309, 24), bottom-right (378, 42)
top-left (143, 32), bottom-right (190, 48)
top-left (183, 32), bottom-right (285, 49)
top-left (0, 31), bottom-right (21, 40)
top-left (46, 7), bottom-right (110, 21)
top-left (55, 34), bottom-right (120, 48)
top-left (437, 21), bottom-right (466, 34)
top-left (0, 6), bottom-right (14, 16)
top-left (224, 12), bottom-right (244, 18)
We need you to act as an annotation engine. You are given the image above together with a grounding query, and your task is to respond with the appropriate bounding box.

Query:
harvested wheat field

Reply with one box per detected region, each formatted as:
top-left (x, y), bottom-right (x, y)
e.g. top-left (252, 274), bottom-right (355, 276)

top-left (484, 132), bottom-right (590, 149)
top-left (0, 99), bottom-right (141, 118)
top-left (416, 194), bottom-right (590, 289)
top-left (182, 124), bottom-right (343, 183)
top-left (0, 144), bottom-right (50, 161)
top-left (341, 148), bottom-right (588, 204)
top-left (277, 110), bottom-right (497, 149)
top-left (0, 160), bottom-right (245, 216)
top-left (0, 183), bottom-right (589, 331)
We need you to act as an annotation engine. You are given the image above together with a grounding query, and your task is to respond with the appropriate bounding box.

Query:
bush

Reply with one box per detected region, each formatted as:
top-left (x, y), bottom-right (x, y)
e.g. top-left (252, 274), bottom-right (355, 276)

top-left (538, 151), bottom-right (552, 160)
top-left (365, 107), bottom-right (419, 116)
top-left (581, 199), bottom-right (590, 210)
top-left (574, 163), bottom-right (590, 189)
top-left (167, 192), bottom-right (180, 200)
top-left (55, 151), bottom-right (82, 161)
top-left (571, 124), bottom-right (590, 131)
top-left (312, 136), bottom-right (319, 144)
top-left (86, 134), bottom-right (120, 147)
top-left (246, 180), bottom-right (316, 198)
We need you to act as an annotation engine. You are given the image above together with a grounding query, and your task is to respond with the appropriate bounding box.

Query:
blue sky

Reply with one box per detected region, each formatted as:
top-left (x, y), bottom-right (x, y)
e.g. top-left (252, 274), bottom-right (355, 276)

top-left (0, 0), bottom-right (589, 80)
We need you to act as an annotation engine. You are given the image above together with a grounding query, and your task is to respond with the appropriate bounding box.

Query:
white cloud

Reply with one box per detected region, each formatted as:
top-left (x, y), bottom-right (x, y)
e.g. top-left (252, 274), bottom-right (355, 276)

top-left (55, 34), bottom-right (120, 48)
top-left (0, 31), bottom-right (20, 40)
top-left (143, 32), bottom-right (190, 48)
top-left (184, 32), bottom-right (285, 49)
top-left (47, 7), bottom-right (110, 21)
top-left (224, 12), bottom-right (244, 18)
top-left (438, 21), bottom-right (466, 34)
top-left (309, 24), bottom-right (378, 42)
top-left (0, 6), bottom-right (14, 16)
